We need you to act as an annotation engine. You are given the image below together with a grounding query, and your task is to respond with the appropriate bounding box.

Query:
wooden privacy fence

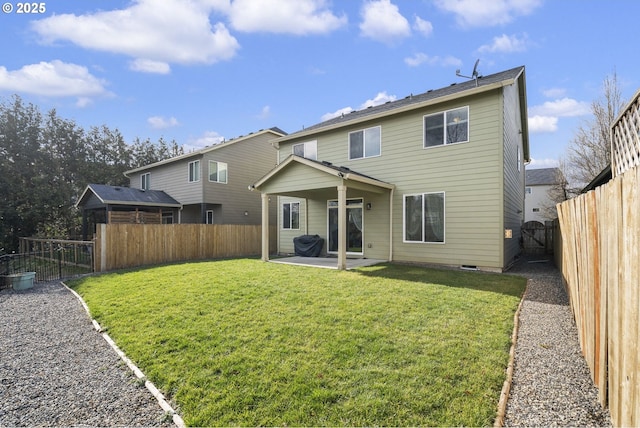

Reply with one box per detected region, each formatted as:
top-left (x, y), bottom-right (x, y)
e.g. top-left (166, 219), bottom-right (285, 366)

top-left (556, 165), bottom-right (640, 427)
top-left (95, 224), bottom-right (277, 272)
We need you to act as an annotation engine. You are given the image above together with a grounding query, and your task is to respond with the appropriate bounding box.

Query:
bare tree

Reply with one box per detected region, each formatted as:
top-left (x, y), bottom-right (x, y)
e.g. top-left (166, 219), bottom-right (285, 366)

top-left (564, 72), bottom-right (625, 187)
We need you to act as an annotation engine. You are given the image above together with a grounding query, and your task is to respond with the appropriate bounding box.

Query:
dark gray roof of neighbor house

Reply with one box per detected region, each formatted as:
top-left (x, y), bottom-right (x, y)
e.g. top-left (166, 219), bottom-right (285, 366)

top-left (293, 65), bottom-right (526, 134)
top-left (76, 184), bottom-right (181, 208)
top-left (526, 167), bottom-right (562, 186)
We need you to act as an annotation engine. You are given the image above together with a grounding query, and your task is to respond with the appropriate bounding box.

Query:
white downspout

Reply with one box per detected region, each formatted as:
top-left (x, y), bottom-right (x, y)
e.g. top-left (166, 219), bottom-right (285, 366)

top-left (389, 187), bottom-right (394, 262)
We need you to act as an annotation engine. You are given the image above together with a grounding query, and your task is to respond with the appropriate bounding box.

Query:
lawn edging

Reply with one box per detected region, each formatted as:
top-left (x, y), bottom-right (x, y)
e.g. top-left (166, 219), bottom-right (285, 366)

top-left (494, 278), bottom-right (528, 427)
top-left (60, 280), bottom-right (185, 428)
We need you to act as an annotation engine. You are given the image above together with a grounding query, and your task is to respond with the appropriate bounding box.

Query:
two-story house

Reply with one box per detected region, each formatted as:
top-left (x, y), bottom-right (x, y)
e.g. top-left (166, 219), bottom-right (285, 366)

top-left (123, 127), bottom-right (285, 224)
top-left (252, 66), bottom-right (529, 271)
top-left (524, 167), bottom-right (563, 223)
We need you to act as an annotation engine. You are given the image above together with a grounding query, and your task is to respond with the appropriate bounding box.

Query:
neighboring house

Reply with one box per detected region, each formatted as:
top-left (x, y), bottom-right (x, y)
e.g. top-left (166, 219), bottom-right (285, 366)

top-left (252, 66), bottom-right (529, 272)
top-left (524, 167), bottom-right (562, 223)
top-left (125, 127), bottom-right (285, 225)
top-left (76, 183), bottom-right (182, 239)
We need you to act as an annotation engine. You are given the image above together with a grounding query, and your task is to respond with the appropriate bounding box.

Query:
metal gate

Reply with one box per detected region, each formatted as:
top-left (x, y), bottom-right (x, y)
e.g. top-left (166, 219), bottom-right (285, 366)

top-left (2, 239), bottom-right (94, 284)
top-left (522, 221), bottom-right (553, 255)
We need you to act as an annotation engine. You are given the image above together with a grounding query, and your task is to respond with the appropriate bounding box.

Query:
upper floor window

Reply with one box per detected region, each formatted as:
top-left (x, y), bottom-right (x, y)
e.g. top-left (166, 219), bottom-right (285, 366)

top-left (349, 126), bottom-right (381, 160)
top-left (209, 161), bottom-right (228, 184)
top-left (282, 201), bottom-right (300, 230)
top-left (188, 160), bottom-right (200, 182)
top-left (140, 173), bottom-right (150, 190)
top-left (293, 141), bottom-right (317, 160)
top-left (424, 106), bottom-right (469, 148)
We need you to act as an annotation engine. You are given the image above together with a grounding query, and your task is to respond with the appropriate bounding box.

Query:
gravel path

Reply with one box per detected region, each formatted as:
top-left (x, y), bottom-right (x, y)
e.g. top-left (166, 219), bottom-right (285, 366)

top-left (0, 280), bottom-right (175, 427)
top-left (504, 256), bottom-right (612, 427)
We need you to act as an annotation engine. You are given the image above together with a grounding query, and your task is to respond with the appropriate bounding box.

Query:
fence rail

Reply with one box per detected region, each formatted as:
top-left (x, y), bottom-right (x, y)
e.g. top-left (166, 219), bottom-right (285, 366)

top-left (95, 223), bottom-right (277, 272)
top-left (2, 238), bottom-right (94, 283)
top-left (556, 165), bottom-right (640, 426)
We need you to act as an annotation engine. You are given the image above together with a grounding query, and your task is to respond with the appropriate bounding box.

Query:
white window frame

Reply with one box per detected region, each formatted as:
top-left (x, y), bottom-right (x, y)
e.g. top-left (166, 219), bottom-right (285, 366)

top-left (292, 141), bottom-right (318, 160)
top-left (348, 126), bottom-right (381, 160)
top-left (403, 191), bottom-right (445, 244)
top-left (282, 201), bottom-right (300, 230)
top-left (208, 160), bottom-right (228, 184)
top-left (188, 160), bottom-right (200, 183)
top-left (140, 173), bottom-right (150, 190)
top-left (423, 106), bottom-right (469, 148)
top-left (206, 210), bottom-right (214, 224)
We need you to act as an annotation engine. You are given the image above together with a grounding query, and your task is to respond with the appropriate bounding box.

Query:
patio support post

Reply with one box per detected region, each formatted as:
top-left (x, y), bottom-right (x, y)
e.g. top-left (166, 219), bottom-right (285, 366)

top-left (337, 184), bottom-right (347, 270)
top-left (261, 192), bottom-right (270, 262)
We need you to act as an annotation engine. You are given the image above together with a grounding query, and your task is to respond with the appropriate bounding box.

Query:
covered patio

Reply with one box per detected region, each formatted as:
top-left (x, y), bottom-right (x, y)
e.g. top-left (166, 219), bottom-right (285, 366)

top-left (269, 256), bottom-right (386, 270)
top-left (251, 155), bottom-right (395, 270)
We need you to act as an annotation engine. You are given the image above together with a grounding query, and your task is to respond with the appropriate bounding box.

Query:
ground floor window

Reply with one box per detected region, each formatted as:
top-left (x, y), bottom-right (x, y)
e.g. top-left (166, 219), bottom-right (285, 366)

top-left (404, 192), bottom-right (445, 243)
top-left (162, 212), bottom-right (173, 224)
top-left (282, 202), bottom-right (300, 230)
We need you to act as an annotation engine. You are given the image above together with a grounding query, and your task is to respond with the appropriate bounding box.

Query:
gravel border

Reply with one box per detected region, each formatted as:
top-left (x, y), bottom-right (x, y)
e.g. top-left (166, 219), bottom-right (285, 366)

top-left (502, 256), bottom-right (612, 427)
top-left (0, 280), bottom-right (178, 427)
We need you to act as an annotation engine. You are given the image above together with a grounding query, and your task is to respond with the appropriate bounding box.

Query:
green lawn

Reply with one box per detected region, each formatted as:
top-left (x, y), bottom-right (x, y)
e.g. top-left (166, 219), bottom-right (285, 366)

top-left (67, 259), bottom-right (525, 427)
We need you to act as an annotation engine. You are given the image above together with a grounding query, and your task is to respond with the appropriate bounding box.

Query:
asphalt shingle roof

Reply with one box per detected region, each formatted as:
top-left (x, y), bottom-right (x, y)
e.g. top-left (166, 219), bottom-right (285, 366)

top-left (526, 168), bottom-right (562, 186)
top-left (292, 65), bottom-right (525, 135)
top-left (78, 184), bottom-right (181, 207)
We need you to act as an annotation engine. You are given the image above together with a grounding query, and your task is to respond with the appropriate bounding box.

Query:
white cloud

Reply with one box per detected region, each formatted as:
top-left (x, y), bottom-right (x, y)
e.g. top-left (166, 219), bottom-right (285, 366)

top-left (434, 0), bottom-right (542, 28)
top-left (186, 130), bottom-right (225, 152)
top-left (322, 106), bottom-right (354, 122)
top-left (404, 53), bottom-right (462, 68)
top-left (228, 0), bottom-right (347, 35)
top-left (528, 115), bottom-right (558, 133)
top-left (130, 59), bottom-right (171, 75)
top-left (30, 0), bottom-right (240, 73)
top-left (529, 98), bottom-right (591, 117)
top-left (413, 16), bottom-right (433, 37)
top-left (359, 0), bottom-right (411, 44)
top-left (543, 88), bottom-right (567, 98)
top-left (360, 91), bottom-right (397, 108)
top-left (148, 116), bottom-right (180, 129)
top-left (257, 105), bottom-right (271, 120)
top-left (321, 91), bottom-right (397, 121)
top-left (0, 60), bottom-right (110, 103)
top-left (478, 33), bottom-right (528, 53)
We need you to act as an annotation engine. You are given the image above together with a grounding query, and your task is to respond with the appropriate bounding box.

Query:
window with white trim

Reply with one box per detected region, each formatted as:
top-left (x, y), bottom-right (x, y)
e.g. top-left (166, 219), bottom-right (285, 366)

top-left (188, 160), bottom-right (200, 182)
top-left (292, 141), bottom-right (317, 160)
top-left (424, 106), bottom-right (469, 148)
top-left (140, 173), bottom-right (150, 190)
top-left (206, 210), bottom-right (214, 224)
top-left (349, 126), bottom-right (381, 160)
top-left (404, 192), bottom-right (445, 243)
top-left (209, 161), bottom-right (228, 183)
top-left (282, 202), bottom-right (300, 230)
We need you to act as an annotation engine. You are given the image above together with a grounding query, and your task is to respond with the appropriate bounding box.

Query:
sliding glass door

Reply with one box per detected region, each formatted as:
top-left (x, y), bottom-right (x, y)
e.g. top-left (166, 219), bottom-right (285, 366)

top-left (327, 198), bottom-right (363, 254)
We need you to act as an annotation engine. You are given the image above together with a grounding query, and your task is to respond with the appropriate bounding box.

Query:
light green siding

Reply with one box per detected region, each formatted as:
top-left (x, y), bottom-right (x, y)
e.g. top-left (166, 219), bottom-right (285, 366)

top-left (277, 90), bottom-right (510, 269)
top-left (502, 82), bottom-right (527, 267)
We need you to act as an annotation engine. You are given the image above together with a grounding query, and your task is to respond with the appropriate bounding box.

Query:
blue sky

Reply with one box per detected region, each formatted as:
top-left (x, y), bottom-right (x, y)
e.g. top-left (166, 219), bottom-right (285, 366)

top-left (1, 0), bottom-right (638, 168)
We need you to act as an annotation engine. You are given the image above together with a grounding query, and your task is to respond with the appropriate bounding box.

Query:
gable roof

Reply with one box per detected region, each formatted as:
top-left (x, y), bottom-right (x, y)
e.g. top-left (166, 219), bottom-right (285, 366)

top-left (274, 66), bottom-right (528, 161)
top-left (525, 167), bottom-right (562, 186)
top-left (124, 127), bottom-right (286, 176)
top-left (76, 184), bottom-right (181, 208)
top-left (252, 155), bottom-right (395, 192)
